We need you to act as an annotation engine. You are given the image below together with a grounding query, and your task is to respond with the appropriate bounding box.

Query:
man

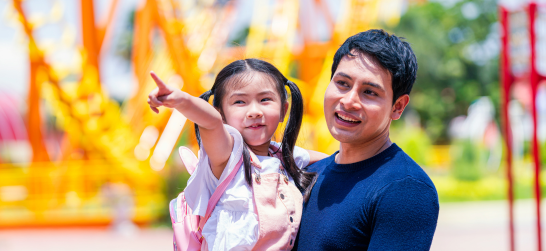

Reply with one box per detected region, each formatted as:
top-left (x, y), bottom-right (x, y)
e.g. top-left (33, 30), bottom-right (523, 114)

top-left (294, 30), bottom-right (439, 250)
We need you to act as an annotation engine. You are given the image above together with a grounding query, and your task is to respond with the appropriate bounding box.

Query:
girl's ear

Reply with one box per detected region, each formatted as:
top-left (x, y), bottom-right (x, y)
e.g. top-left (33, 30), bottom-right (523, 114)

top-left (280, 102), bottom-right (289, 122)
top-left (216, 107), bottom-right (227, 123)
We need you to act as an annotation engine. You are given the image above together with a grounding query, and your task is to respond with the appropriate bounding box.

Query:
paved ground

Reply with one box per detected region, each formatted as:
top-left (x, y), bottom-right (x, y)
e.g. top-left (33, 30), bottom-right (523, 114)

top-left (431, 199), bottom-right (544, 251)
top-left (0, 200), bottom-right (543, 250)
top-left (0, 227), bottom-right (173, 251)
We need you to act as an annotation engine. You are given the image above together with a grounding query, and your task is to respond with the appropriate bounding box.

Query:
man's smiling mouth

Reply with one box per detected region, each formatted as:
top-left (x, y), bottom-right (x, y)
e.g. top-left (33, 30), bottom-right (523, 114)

top-left (335, 112), bottom-right (361, 124)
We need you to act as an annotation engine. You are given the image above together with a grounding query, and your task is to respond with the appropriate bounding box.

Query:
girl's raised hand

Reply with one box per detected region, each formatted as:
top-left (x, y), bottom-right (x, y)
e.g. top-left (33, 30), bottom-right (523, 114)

top-left (148, 71), bottom-right (186, 113)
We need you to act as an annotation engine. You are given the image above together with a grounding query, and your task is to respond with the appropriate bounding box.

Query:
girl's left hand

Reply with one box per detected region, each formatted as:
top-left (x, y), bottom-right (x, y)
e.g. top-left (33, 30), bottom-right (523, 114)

top-left (148, 71), bottom-right (187, 113)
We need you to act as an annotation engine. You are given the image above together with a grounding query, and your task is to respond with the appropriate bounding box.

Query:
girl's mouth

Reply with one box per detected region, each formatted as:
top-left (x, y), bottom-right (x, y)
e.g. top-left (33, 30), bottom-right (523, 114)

top-left (247, 124), bottom-right (265, 129)
top-left (335, 112), bottom-right (361, 124)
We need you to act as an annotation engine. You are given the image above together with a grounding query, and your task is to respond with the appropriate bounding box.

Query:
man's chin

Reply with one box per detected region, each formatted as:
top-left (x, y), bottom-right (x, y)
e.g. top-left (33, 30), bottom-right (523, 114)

top-left (328, 127), bottom-right (364, 144)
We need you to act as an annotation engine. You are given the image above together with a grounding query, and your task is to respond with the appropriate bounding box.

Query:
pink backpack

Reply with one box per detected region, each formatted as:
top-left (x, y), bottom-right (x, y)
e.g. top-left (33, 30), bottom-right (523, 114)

top-left (169, 146), bottom-right (243, 251)
top-left (170, 145), bottom-right (302, 251)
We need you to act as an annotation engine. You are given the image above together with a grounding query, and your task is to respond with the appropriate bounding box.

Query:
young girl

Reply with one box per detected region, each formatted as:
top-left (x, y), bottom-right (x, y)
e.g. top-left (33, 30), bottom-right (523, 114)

top-left (148, 59), bottom-right (327, 250)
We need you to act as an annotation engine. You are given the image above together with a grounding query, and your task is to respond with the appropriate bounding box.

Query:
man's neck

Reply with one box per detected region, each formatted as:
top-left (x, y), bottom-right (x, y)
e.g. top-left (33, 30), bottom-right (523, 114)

top-left (335, 133), bottom-right (393, 164)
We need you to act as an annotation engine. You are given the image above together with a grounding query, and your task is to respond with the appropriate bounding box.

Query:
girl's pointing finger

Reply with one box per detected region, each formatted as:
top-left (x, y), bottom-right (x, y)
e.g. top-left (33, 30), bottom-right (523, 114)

top-left (150, 71), bottom-right (169, 91)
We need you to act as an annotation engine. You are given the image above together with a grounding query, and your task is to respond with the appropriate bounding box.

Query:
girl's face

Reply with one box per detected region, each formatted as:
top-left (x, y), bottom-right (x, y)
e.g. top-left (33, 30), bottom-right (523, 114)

top-left (221, 72), bottom-right (288, 147)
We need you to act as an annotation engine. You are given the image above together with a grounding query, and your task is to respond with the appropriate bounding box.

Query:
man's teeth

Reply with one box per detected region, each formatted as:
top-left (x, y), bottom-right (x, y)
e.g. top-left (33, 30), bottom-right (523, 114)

top-left (337, 113), bottom-right (359, 122)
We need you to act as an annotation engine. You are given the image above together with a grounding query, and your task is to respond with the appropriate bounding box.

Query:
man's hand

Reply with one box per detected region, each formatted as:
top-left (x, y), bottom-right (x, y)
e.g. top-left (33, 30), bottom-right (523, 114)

top-left (148, 71), bottom-right (186, 113)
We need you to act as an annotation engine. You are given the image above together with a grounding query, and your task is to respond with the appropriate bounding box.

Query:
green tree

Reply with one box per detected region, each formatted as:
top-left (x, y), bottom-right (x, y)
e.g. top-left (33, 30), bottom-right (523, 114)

top-left (391, 0), bottom-right (500, 144)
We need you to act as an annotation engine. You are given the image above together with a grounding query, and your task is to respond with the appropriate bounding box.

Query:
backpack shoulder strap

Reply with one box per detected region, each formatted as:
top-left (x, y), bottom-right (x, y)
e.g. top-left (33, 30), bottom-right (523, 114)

top-left (199, 156), bottom-right (244, 230)
top-left (178, 145), bottom-right (245, 230)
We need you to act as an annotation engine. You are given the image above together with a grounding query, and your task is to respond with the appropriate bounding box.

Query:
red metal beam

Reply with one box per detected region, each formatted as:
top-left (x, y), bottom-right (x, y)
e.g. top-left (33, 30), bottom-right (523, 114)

top-left (500, 6), bottom-right (515, 251)
top-left (528, 3), bottom-right (543, 251)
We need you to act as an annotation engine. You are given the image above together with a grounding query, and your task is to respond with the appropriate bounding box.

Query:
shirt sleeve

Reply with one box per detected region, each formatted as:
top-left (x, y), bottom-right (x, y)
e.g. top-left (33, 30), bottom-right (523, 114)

top-left (183, 124), bottom-right (245, 217)
top-left (270, 142), bottom-right (310, 169)
top-left (293, 145), bottom-right (310, 169)
top-left (367, 177), bottom-right (439, 251)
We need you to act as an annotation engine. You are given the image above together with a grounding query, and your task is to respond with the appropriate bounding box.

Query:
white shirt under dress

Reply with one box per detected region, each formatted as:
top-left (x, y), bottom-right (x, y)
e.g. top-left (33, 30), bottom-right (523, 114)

top-left (183, 124), bottom-right (310, 251)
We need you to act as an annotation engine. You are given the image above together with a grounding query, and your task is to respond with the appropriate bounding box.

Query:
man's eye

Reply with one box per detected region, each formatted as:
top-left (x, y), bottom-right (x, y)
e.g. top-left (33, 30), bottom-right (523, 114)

top-left (336, 81), bottom-right (348, 87)
top-left (364, 90), bottom-right (376, 96)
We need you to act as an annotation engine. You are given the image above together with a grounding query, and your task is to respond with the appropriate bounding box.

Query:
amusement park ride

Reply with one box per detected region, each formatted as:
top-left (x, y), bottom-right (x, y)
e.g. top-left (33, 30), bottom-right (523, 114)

top-left (501, 1), bottom-right (546, 250)
top-left (0, 0), bottom-right (402, 227)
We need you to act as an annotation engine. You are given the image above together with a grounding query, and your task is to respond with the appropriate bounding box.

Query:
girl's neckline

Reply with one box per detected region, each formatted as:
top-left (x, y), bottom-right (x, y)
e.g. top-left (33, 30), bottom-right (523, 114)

top-left (255, 149), bottom-right (275, 159)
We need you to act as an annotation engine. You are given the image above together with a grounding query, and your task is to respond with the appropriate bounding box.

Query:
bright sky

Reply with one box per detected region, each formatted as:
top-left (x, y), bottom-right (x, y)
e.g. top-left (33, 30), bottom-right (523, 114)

top-left (0, 0), bottom-right (141, 101)
top-left (0, 0), bottom-right (342, 104)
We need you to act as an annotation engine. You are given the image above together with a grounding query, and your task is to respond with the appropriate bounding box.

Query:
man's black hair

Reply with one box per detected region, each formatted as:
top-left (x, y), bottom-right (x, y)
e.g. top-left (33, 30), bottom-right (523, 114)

top-left (331, 29), bottom-right (418, 104)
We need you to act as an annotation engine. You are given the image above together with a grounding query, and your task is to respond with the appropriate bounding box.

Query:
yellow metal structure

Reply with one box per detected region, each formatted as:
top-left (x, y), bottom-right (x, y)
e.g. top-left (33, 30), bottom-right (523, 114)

top-left (0, 0), bottom-right (401, 227)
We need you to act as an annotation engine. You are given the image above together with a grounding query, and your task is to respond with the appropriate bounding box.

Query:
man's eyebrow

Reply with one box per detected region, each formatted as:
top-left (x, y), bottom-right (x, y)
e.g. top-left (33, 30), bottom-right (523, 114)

top-left (363, 82), bottom-right (384, 91)
top-left (336, 72), bottom-right (385, 91)
top-left (336, 72), bottom-right (353, 80)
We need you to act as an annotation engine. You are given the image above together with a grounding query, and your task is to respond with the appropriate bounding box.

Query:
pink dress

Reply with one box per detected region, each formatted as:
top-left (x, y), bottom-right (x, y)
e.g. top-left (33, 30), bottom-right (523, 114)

top-left (182, 124), bottom-right (309, 251)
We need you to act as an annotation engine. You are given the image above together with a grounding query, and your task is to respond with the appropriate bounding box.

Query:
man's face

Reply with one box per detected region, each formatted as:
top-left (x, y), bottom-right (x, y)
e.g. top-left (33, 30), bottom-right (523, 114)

top-left (324, 52), bottom-right (395, 144)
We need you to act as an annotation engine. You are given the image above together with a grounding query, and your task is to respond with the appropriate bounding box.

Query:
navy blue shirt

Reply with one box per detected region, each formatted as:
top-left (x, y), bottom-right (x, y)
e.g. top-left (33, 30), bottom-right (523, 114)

top-left (294, 144), bottom-right (439, 251)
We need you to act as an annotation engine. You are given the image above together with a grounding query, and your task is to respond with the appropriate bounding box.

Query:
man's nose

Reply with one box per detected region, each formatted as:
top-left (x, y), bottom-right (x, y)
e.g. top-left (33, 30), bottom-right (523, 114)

top-left (247, 102), bottom-right (263, 118)
top-left (340, 88), bottom-right (362, 111)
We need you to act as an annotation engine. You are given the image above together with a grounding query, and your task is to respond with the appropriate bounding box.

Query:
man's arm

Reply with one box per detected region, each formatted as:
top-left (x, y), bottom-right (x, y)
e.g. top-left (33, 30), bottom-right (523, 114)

top-left (306, 150), bottom-right (329, 165)
top-left (368, 177), bottom-right (439, 251)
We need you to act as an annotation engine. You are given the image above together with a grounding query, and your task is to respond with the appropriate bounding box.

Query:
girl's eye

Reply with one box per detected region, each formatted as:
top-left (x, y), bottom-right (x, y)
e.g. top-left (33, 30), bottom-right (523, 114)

top-left (234, 100), bottom-right (244, 104)
top-left (261, 98), bottom-right (272, 102)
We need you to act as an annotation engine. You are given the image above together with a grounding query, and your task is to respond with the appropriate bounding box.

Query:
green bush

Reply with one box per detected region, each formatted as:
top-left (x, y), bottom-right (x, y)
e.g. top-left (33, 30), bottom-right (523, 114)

top-left (391, 125), bottom-right (432, 167)
top-left (450, 140), bottom-right (488, 181)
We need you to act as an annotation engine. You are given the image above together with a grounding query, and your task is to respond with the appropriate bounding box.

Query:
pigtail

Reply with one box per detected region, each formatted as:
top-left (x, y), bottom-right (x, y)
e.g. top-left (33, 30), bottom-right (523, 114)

top-left (242, 143), bottom-right (253, 187)
top-left (281, 80), bottom-right (317, 202)
top-left (194, 90), bottom-right (214, 147)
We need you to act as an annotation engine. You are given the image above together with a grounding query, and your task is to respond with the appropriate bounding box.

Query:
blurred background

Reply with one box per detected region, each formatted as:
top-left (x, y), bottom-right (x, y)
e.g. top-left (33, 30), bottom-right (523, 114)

top-left (0, 0), bottom-right (543, 250)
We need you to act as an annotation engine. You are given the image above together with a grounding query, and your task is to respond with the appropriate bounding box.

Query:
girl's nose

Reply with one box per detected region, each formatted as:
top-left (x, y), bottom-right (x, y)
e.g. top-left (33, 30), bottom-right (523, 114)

top-left (247, 103), bottom-right (263, 118)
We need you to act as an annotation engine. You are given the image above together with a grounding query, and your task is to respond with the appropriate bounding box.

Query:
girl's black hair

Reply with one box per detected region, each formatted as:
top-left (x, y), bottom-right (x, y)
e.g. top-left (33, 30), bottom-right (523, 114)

top-left (194, 58), bottom-right (316, 201)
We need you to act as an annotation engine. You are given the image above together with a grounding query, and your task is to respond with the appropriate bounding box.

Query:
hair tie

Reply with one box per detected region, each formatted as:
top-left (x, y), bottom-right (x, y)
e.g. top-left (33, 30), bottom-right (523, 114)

top-left (205, 89), bottom-right (214, 98)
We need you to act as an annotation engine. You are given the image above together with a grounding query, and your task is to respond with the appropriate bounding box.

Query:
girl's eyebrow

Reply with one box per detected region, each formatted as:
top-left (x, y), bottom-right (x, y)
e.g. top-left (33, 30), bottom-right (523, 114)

top-left (230, 90), bottom-right (276, 98)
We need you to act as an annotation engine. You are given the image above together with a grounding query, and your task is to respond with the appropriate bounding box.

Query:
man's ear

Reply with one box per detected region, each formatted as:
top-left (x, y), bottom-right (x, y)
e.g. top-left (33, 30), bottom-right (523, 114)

top-left (391, 94), bottom-right (410, 120)
top-left (281, 102), bottom-right (289, 122)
